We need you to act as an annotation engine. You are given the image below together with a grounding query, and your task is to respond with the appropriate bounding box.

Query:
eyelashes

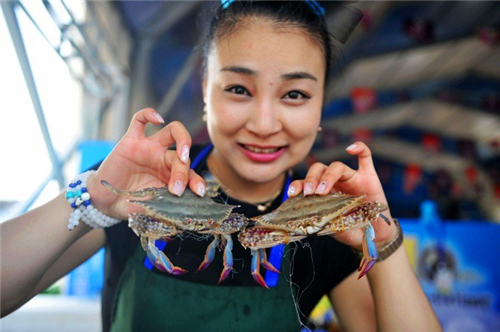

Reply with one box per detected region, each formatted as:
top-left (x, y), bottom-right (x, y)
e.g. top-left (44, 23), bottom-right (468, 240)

top-left (225, 85), bottom-right (311, 100)
top-left (225, 85), bottom-right (250, 96)
top-left (284, 90), bottom-right (310, 100)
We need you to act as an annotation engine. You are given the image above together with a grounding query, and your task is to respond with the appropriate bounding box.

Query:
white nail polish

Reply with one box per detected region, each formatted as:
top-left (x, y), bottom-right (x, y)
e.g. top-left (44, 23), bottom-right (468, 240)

top-left (346, 144), bottom-right (357, 151)
top-left (172, 181), bottom-right (184, 196)
top-left (304, 183), bottom-right (313, 195)
top-left (287, 186), bottom-right (296, 197)
top-left (316, 182), bottom-right (326, 194)
top-left (181, 145), bottom-right (190, 164)
top-left (196, 183), bottom-right (206, 197)
top-left (154, 112), bottom-right (165, 123)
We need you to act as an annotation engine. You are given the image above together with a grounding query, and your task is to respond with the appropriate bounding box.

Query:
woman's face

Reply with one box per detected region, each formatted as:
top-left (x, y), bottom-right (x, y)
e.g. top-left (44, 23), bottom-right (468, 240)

top-left (204, 17), bottom-right (325, 184)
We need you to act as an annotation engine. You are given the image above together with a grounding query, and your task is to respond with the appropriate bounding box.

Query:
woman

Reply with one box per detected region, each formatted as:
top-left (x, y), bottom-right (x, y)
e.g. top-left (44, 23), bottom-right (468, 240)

top-left (1, 1), bottom-right (441, 331)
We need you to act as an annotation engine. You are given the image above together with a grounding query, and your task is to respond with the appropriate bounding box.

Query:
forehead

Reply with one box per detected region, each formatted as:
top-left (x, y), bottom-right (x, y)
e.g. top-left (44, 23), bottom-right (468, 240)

top-left (207, 17), bottom-right (325, 79)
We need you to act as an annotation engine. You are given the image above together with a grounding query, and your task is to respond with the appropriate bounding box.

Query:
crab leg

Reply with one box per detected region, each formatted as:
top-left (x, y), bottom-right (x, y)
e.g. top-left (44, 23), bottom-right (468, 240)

top-left (259, 248), bottom-right (279, 273)
top-left (250, 249), bottom-right (269, 289)
top-left (218, 234), bottom-right (234, 284)
top-left (357, 224), bottom-right (378, 279)
top-left (144, 238), bottom-right (188, 275)
top-left (197, 235), bottom-right (220, 272)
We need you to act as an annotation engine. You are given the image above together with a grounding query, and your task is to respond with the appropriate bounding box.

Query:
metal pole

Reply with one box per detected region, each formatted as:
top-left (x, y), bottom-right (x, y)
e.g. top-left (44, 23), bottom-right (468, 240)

top-left (157, 47), bottom-right (201, 118)
top-left (1, 1), bottom-right (64, 188)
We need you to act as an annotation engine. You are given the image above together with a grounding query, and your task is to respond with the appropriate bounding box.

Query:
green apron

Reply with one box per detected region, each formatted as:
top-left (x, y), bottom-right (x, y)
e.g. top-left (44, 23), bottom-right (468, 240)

top-left (110, 244), bottom-right (300, 331)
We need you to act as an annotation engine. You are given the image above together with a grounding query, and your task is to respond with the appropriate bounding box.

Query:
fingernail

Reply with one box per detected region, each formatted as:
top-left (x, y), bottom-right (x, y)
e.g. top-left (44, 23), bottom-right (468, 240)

top-left (315, 182), bottom-right (326, 194)
top-left (154, 112), bottom-right (165, 123)
top-left (346, 143), bottom-right (357, 151)
top-left (181, 145), bottom-right (190, 164)
top-left (304, 183), bottom-right (313, 196)
top-left (287, 185), bottom-right (296, 197)
top-left (196, 182), bottom-right (206, 197)
top-left (172, 181), bottom-right (184, 196)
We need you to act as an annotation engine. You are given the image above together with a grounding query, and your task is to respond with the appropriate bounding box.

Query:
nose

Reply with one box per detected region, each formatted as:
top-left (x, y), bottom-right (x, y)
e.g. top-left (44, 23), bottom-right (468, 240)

top-left (246, 99), bottom-right (282, 137)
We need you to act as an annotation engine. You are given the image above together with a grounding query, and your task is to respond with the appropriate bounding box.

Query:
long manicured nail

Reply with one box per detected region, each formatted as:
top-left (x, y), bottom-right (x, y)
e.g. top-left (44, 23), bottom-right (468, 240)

top-left (346, 143), bottom-right (357, 151)
top-left (315, 181), bottom-right (327, 194)
top-left (181, 145), bottom-right (190, 164)
top-left (196, 182), bottom-right (206, 197)
top-left (287, 185), bottom-right (296, 197)
top-left (154, 112), bottom-right (165, 123)
top-left (304, 182), bottom-right (313, 196)
top-left (172, 181), bottom-right (185, 196)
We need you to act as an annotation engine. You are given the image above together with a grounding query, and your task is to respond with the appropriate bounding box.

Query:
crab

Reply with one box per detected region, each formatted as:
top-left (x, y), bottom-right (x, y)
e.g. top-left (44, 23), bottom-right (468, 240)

top-left (101, 180), bottom-right (248, 282)
top-left (238, 192), bottom-right (389, 288)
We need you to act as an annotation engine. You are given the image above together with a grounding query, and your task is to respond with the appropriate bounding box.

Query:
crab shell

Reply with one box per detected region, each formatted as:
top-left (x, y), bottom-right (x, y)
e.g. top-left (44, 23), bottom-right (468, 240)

top-left (102, 180), bottom-right (240, 232)
top-left (238, 192), bottom-right (387, 249)
top-left (128, 188), bottom-right (238, 232)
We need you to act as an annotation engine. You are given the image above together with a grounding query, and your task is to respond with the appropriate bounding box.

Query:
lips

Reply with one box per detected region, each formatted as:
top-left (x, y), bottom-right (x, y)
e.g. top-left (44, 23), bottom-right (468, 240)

top-left (238, 143), bottom-right (286, 163)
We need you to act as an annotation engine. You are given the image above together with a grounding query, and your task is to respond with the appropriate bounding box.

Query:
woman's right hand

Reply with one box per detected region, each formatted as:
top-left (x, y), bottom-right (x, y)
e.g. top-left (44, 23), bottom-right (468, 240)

top-left (86, 108), bottom-right (206, 220)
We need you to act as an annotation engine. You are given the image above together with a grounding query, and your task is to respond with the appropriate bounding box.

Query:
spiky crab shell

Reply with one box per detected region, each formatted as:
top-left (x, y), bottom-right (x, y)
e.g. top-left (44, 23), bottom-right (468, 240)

top-left (250, 192), bottom-right (367, 235)
top-left (128, 213), bottom-right (178, 239)
top-left (129, 189), bottom-right (237, 231)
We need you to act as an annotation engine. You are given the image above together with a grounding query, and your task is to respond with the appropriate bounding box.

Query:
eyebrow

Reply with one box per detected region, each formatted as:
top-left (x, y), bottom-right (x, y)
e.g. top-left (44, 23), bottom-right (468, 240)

top-left (220, 66), bottom-right (257, 76)
top-left (282, 71), bottom-right (318, 82)
top-left (220, 66), bottom-right (317, 82)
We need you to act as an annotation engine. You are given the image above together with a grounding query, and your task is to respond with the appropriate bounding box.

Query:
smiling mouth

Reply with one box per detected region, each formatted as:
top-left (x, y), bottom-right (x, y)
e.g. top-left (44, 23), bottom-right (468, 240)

top-left (241, 144), bottom-right (284, 153)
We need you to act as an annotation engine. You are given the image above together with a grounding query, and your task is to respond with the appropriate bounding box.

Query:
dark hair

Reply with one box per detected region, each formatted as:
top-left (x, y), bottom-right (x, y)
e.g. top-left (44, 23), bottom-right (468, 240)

top-left (200, 1), bottom-right (361, 89)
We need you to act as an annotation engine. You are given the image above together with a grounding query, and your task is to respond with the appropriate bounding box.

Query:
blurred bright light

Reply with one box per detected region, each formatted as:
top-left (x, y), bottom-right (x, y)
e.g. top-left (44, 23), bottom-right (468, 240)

top-left (0, 3), bottom-right (83, 210)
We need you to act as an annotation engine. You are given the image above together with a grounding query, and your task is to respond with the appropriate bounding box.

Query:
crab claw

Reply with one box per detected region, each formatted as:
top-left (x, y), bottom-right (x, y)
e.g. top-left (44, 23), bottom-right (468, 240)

top-left (250, 249), bottom-right (269, 289)
top-left (197, 236), bottom-right (220, 272)
top-left (218, 235), bottom-right (234, 284)
top-left (146, 238), bottom-right (187, 275)
top-left (259, 248), bottom-right (279, 273)
top-left (357, 224), bottom-right (378, 279)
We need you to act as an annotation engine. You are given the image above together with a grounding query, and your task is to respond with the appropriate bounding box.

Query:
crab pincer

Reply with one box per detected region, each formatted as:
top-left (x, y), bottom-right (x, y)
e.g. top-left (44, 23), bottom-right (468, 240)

top-left (197, 236), bottom-right (220, 272)
top-left (142, 237), bottom-right (187, 275)
top-left (357, 224), bottom-right (378, 279)
top-left (218, 234), bottom-right (234, 284)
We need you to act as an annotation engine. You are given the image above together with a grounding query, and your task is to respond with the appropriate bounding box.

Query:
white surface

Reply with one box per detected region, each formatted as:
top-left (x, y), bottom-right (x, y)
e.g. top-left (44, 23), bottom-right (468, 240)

top-left (1, 295), bottom-right (101, 332)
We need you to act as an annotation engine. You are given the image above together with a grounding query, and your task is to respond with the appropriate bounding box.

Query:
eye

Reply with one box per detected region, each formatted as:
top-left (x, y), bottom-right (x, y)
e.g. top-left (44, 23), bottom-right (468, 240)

top-left (225, 85), bottom-right (251, 96)
top-left (283, 90), bottom-right (310, 100)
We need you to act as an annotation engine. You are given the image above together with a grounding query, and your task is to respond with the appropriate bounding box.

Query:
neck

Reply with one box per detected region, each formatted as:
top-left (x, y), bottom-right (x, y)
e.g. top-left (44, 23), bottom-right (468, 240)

top-left (207, 150), bottom-right (286, 204)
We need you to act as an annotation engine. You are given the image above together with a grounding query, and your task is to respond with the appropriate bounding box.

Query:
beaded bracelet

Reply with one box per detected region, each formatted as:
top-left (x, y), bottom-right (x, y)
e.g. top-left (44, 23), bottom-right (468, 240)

top-left (66, 170), bottom-right (121, 230)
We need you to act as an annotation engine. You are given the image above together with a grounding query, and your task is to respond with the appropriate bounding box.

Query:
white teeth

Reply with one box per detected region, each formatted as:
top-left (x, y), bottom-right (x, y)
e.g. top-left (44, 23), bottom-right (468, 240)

top-left (244, 145), bottom-right (279, 153)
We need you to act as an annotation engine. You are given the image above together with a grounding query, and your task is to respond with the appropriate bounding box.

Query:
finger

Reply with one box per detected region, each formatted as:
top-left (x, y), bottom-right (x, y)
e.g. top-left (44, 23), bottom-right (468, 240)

top-left (152, 121), bottom-right (192, 164)
top-left (316, 161), bottom-right (356, 195)
top-left (127, 108), bottom-right (165, 138)
top-left (188, 169), bottom-right (207, 197)
top-left (164, 151), bottom-right (190, 196)
top-left (302, 162), bottom-right (328, 196)
top-left (287, 180), bottom-right (303, 198)
top-left (346, 141), bottom-right (375, 173)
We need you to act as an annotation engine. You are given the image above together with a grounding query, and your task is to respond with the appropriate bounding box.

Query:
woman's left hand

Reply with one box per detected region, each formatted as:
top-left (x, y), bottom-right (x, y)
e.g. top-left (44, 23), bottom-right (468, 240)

top-left (288, 141), bottom-right (397, 251)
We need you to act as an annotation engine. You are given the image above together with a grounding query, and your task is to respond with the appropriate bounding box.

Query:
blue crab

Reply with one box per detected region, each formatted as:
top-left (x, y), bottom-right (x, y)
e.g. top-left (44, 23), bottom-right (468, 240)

top-left (238, 192), bottom-right (388, 288)
top-left (102, 181), bottom-right (248, 281)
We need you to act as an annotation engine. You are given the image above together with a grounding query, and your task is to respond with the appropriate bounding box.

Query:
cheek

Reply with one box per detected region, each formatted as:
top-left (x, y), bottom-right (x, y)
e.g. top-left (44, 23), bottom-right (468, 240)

top-left (283, 110), bottom-right (321, 146)
top-left (207, 97), bottom-right (247, 136)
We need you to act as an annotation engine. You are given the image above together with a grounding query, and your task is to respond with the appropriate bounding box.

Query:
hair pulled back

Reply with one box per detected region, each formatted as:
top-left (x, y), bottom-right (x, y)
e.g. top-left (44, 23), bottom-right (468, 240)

top-left (201, 1), bottom-right (362, 88)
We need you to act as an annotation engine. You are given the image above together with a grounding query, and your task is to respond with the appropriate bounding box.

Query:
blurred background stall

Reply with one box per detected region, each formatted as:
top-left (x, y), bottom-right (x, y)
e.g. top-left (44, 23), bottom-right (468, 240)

top-left (1, 1), bottom-right (499, 331)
